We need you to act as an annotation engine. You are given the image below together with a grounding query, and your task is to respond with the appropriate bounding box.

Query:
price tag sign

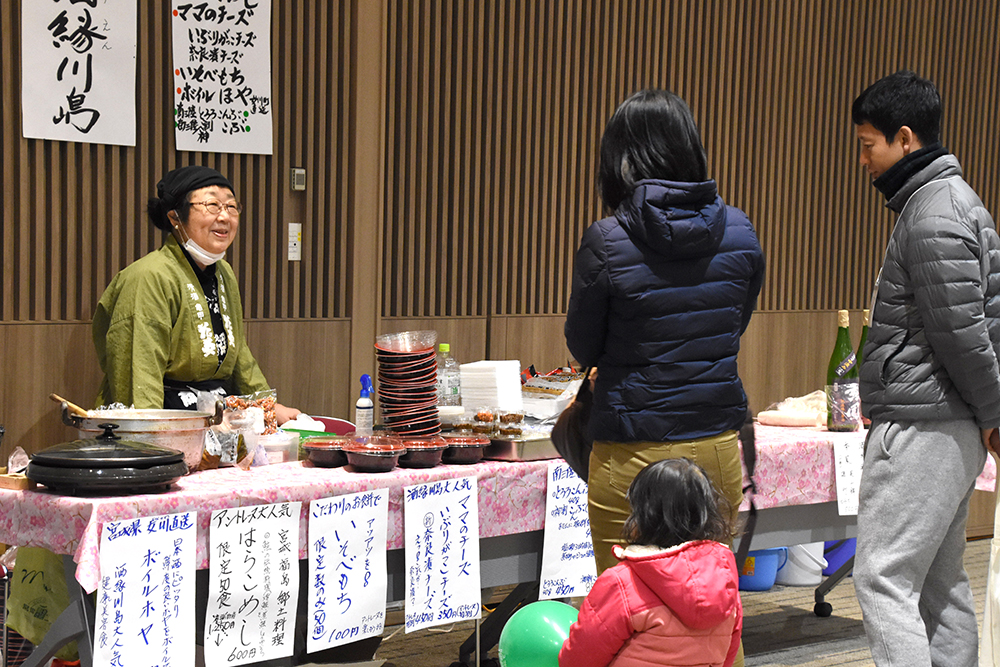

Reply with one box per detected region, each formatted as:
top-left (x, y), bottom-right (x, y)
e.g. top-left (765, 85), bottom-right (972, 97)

top-left (96, 512), bottom-right (197, 667)
top-left (833, 433), bottom-right (864, 516)
top-left (403, 476), bottom-right (481, 632)
top-left (205, 502), bottom-right (300, 666)
top-left (539, 461), bottom-right (597, 600)
top-left (308, 489), bottom-right (389, 652)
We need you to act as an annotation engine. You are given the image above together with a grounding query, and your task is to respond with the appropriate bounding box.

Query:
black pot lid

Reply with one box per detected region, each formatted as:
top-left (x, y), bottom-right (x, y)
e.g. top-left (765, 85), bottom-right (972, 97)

top-left (32, 423), bottom-right (185, 469)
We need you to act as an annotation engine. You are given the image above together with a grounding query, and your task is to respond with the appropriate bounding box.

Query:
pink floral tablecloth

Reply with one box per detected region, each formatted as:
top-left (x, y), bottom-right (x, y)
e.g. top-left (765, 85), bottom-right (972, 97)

top-left (739, 425), bottom-right (996, 511)
top-left (0, 460), bottom-right (550, 593)
top-left (1, 426), bottom-right (994, 593)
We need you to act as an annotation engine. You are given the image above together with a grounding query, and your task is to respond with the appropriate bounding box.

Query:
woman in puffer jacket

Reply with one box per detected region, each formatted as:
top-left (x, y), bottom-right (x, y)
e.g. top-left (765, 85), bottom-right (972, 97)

top-left (559, 458), bottom-right (742, 667)
top-left (565, 89), bottom-right (764, 576)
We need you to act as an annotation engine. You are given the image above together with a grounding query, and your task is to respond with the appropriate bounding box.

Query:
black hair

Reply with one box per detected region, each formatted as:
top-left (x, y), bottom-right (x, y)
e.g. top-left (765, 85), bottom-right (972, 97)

top-left (621, 458), bottom-right (734, 549)
top-left (147, 195), bottom-right (191, 231)
top-left (851, 69), bottom-right (942, 146)
top-left (598, 89), bottom-right (708, 210)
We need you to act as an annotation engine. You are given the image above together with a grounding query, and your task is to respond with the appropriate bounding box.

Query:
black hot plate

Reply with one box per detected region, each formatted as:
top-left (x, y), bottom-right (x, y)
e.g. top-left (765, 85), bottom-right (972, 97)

top-left (26, 423), bottom-right (188, 496)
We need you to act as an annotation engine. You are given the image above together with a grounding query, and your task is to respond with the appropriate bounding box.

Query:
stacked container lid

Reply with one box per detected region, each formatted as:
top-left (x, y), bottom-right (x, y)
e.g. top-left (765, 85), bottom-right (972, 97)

top-left (375, 330), bottom-right (441, 437)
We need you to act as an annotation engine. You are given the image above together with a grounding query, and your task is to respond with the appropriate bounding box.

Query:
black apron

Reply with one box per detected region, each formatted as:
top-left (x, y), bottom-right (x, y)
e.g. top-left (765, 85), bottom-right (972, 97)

top-left (162, 377), bottom-right (227, 411)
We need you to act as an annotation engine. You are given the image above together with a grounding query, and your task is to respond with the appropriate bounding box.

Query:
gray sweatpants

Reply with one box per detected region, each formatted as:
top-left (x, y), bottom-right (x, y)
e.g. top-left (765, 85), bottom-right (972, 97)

top-left (855, 419), bottom-right (987, 667)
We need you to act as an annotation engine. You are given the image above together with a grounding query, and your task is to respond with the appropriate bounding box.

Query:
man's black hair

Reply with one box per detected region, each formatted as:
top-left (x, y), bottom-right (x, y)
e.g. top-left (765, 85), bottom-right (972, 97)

top-left (852, 69), bottom-right (941, 146)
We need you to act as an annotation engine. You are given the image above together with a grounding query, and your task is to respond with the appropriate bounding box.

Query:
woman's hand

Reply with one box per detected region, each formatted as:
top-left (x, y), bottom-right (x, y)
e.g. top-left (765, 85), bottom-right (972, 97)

top-left (274, 402), bottom-right (302, 425)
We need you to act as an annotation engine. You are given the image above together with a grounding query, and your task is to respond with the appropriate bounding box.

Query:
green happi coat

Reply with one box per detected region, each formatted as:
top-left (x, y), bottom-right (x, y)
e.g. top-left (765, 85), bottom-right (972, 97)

top-left (93, 235), bottom-right (269, 409)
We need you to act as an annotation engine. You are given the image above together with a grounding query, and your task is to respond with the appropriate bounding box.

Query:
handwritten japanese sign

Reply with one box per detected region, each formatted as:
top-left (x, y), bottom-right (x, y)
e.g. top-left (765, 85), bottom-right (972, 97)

top-left (205, 502), bottom-right (300, 666)
top-left (21, 0), bottom-right (137, 145)
top-left (403, 476), bottom-right (481, 633)
top-left (539, 461), bottom-right (597, 600)
top-left (307, 489), bottom-right (389, 653)
top-left (169, 0), bottom-right (273, 153)
top-left (96, 512), bottom-right (196, 667)
top-left (833, 432), bottom-right (864, 516)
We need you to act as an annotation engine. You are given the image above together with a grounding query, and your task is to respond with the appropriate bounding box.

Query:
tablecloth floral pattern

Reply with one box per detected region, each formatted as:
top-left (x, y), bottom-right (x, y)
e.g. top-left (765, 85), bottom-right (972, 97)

top-left (0, 426), bottom-right (994, 593)
top-left (739, 425), bottom-right (995, 511)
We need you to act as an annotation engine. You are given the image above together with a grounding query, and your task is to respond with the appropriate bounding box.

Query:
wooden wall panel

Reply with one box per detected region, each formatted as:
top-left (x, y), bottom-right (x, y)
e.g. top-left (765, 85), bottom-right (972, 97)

top-left (381, 0), bottom-right (1000, 319)
top-left (0, 0), bottom-right (354, 323)
top-left (243, 320), bottom-right (353, 421)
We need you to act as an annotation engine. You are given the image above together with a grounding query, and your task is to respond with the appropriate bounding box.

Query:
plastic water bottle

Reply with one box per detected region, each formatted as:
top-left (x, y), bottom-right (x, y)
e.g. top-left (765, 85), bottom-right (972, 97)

top-left (436, 343), bottom-right (461, 406)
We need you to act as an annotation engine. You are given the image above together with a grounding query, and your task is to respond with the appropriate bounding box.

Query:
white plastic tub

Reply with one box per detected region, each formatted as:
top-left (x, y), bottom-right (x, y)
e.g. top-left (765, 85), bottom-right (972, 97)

top-left (775, 542), bottom-right (828, 586)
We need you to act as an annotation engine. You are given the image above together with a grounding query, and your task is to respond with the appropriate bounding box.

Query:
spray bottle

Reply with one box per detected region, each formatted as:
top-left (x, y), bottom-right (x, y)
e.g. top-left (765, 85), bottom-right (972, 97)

top-left (355, 374), bottom-right (374, 436)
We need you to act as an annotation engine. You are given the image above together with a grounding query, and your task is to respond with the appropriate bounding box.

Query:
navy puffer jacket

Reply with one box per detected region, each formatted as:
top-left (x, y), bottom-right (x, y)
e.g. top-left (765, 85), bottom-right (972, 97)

top-left (565, 179), bottom-right (765, 443)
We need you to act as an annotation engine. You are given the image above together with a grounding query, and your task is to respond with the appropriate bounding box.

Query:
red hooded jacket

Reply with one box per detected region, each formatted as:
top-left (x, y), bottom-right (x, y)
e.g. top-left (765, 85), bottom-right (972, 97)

top-left (558, 540), bottom-right (742, 667)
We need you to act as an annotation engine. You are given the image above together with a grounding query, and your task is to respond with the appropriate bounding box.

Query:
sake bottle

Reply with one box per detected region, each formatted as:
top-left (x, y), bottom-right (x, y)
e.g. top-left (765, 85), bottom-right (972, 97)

top-left (826, 310), bottom-right (860, 431)
top-left (856, 309), bottom-right (871, 427)
top-left (856, 309), bottom-right (870, 367)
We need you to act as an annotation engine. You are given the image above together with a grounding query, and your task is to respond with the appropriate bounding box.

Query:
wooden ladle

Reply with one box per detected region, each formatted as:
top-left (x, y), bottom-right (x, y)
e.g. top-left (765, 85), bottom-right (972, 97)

top-left (49, 393), bottom-right (90, 418)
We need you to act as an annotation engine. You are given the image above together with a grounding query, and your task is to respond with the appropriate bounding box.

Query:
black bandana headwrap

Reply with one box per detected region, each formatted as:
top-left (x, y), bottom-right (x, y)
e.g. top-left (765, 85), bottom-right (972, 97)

top-left (156, 166), bottom-right (234, 210)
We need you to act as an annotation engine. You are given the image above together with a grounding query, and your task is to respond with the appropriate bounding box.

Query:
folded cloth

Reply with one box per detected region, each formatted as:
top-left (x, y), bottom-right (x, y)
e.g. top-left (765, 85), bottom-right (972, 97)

top-left (756, 390), bottom-right (825, 427)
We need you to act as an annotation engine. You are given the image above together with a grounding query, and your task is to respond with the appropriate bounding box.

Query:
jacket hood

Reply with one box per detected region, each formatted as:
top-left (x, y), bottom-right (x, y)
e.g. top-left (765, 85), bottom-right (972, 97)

top-left (614, 540), bottom-right (739, 629)
top-left (615, 179), bottom-right (725, 259)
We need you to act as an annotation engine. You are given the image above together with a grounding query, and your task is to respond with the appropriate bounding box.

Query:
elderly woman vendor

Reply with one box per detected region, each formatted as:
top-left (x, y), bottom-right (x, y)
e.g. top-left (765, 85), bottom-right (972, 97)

top-left (92, 165), bottom-right (299, 422)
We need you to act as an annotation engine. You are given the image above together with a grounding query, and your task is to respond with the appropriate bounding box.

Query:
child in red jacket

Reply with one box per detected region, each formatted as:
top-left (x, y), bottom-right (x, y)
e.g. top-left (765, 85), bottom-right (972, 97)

top-left (559, 458), bottom-right (742, 667)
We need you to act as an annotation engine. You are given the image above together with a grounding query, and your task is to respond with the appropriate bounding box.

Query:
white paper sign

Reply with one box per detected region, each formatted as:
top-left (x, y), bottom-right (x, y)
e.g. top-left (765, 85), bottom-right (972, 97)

top-left (308, 489), bottom-right (389, 653)
top-left (205, 502), bottom-right (300, 666)
top-left (21, 0), bottom-right (137, 145)
top-left (833, 432), bottom-right (865, 516)
top-left (539, 461), bottom-right (597, 600)
top-left (170, 0), bottom-right (273, 154)
top-left (96, 512), bottom-right (197, 667)
top-left (403, 476), bottom-right (481, 632)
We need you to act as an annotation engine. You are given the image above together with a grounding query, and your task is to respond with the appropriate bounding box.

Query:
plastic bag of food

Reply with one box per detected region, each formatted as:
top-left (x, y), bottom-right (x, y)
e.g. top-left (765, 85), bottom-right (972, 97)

top-left (225, 389), bottom-right (278, 434)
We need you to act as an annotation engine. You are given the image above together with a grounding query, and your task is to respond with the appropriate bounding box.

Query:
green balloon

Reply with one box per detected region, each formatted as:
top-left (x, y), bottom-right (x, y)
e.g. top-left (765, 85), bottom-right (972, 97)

top-left (498, 600), bottom-right (579, 667)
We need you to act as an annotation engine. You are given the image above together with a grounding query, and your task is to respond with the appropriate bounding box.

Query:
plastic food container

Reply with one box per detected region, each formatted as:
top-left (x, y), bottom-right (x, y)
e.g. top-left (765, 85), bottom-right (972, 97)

top-left (442, 435), bottom-right (490, 465)
top-left (398, 436), bottom-right (448, 468)
top-left (302, 436), bottom-right (349, 468)
top-left (258, 431), bottom-right (299, 464)
top-left (343, 435), bottom-right (406, 473)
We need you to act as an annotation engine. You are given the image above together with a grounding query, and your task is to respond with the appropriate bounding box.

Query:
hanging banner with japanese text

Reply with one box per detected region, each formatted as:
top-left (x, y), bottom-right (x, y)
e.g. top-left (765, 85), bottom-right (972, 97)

top-left (169, 0), bottom-right (273, 154)
top-left (205, 502), bottom-right (300, 666)
top-left (539, 461), bottom-right (597, 600)
top-left (403, 476), bottom-right (481, 633)
top-left (96, 512), bottom-right (197, 667)
top-left (307, 489), bottom-right (389, 653)
top-left (21, 0), bottom-right (137, 146)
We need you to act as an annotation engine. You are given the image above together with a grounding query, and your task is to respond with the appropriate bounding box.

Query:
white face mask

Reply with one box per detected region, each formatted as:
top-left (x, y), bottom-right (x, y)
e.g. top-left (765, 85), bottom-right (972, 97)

top-left (182, 238), bottom-right (226, 266)
top-left (172, 219), bottom-right (226, 267)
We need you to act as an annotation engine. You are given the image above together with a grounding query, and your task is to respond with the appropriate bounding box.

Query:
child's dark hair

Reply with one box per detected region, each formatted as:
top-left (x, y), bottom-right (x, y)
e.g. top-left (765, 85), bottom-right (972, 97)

top-left (622, 458), bottom-right (734, 549)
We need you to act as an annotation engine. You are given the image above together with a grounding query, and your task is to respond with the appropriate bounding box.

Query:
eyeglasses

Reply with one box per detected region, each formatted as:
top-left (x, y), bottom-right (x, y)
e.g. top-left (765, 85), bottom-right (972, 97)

top-left (190, 200), bottom-right (243, 217)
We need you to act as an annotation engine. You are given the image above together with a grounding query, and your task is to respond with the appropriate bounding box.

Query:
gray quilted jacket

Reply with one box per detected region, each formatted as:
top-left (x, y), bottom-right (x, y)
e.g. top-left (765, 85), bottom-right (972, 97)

top-left (860, 154), bottom-right (1000, 427)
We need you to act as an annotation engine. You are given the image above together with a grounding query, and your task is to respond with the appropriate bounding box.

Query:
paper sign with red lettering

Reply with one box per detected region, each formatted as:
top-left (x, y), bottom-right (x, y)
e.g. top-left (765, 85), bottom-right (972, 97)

top-left (170, 0), bottom-right (273, 153)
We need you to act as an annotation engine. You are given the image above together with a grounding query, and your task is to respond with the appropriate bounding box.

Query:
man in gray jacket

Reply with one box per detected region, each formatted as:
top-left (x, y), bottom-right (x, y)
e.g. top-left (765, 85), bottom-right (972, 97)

top-left (852, 69), bottom-right (1000, 667)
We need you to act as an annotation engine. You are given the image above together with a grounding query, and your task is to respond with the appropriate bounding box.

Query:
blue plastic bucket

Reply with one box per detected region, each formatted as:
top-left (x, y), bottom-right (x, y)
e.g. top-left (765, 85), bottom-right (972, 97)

top-left (823, 538), bottom-right (856, 576)
top-left (739, 547), bottom-right (786, 591)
